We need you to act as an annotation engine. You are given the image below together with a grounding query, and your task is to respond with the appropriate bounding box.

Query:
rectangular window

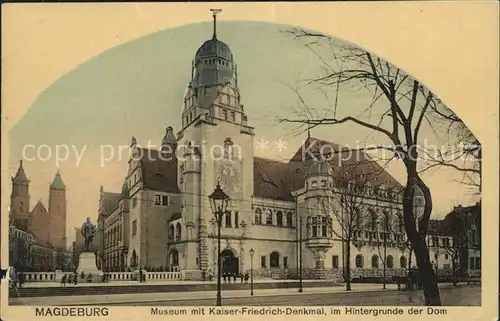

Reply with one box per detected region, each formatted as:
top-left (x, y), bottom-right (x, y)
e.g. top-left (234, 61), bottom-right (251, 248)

top-left (332, 255), bottom-right (339, 268)
top-left (132, 220), bottom-right (137, 236)
top-left (162, 195), bottom-right (169, 206)
top-left (223, 109), bottom-right (228, 120)
top-left (261, 256), bottom-right (266, 268)
top-left (225, 211), bottom-right (232, 227)
top-left (283, 256), bottom-right (288, 269)
top-left (155, 195), bottom-right (161, 205)
top-left (475, 257), bottom-right (480, 269)
top-left (231, 112), bottom-right (235, 121)
top-left (235, 211), bottom-right (239, 228)
top-left (470, 257), bottom-right (475, 269)
top-left (321, 180), bottom-right (327, 187)
top-left (132, 197), bottom-right (137, 208)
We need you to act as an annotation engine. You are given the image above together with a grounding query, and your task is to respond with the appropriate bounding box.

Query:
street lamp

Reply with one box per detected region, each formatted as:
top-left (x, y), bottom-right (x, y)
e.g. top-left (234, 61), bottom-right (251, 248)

top-left (208, 183), bottom-right (229, 307)
top-left (298, 216), bottom-right (303, 293)
top-left (249, 248), bottom-right (255, 296)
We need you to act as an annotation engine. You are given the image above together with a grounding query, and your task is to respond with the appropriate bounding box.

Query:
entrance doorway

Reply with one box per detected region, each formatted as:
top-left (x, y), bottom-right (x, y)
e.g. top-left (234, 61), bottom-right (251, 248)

top-left (221, 249), bottom-right (239, 275)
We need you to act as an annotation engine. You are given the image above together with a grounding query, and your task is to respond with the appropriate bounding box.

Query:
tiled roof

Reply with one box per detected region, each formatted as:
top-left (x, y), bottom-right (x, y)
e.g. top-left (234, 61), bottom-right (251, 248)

top-left (138, 148), bottom-right (180, 194)
top-left (252, 137), bottom-right (403, 201)
top-left (51, 170), bottom-right (66, 190)
top-left (12, 160), bottom-right (28, 183)
top-left (30, 200), bottom-right (47, 214)
top-left (100, 192), bottom-right (121, 217)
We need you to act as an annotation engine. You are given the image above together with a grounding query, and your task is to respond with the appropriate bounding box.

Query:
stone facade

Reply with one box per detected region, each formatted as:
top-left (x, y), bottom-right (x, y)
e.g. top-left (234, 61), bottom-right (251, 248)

top-left (97, 17), bottom-right (481, 279)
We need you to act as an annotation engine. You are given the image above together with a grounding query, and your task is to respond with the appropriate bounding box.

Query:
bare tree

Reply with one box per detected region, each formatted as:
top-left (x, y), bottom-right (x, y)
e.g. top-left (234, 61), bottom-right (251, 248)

top-left (323, 160), bottom-right (373, 291)
top-left (420, 104), bottom-right (481, 194)
top-left (374, 211), bottom-right (401, 290)
top-left (278, 28), bottom-right (462, 305)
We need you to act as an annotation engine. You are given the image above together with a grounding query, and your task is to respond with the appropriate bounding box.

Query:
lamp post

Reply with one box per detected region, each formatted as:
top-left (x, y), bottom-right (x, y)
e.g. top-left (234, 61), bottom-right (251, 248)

top-left (208, 183), bottom-right (229, 307)
top-left (249, 248), bottom-right (254, 296)
top-left (299, 216), bottom-right (303, 293)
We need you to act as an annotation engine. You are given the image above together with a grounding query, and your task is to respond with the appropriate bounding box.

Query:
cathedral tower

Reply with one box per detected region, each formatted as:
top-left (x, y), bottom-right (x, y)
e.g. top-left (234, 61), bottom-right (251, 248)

top-left (10, 160), bottom-right (30, 230)
top-left (48, 170), bottom-right (67, 249)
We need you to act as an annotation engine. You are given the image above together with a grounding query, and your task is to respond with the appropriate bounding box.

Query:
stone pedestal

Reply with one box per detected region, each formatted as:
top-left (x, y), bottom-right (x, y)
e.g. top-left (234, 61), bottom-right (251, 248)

top-left (76, 252), bottom-right (103, 282)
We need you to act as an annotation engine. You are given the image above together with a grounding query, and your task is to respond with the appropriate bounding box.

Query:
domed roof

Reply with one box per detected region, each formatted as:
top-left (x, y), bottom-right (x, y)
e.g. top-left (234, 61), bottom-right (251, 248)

top-left (191, 13), bottom-right (235, 88)
top-left (195, 38), bottom-right (233, 61)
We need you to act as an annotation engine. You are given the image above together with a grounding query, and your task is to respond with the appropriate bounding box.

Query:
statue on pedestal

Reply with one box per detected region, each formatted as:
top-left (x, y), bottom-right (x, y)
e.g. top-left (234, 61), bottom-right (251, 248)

top-left (81, 217), bottom-right (96, 252)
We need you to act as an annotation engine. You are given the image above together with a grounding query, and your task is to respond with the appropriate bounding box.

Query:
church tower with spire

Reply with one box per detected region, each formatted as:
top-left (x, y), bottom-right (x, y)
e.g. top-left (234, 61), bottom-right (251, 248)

top-left (10, 160), bottom-right (30, 230)
top-left (48, 170), bottom-right (67, 249)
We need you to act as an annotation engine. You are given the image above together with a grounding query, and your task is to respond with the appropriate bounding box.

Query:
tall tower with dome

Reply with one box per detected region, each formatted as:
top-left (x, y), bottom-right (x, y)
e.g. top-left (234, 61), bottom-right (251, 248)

top-left (175, 11), bottom-right (255, 277)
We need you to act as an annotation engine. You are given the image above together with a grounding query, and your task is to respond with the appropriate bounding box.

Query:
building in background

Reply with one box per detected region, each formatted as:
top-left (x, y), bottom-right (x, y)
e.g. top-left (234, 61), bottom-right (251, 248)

top-left (9, 223), bottom-right (56, 272)
top-left (9, 160), bottom-right (68, 250)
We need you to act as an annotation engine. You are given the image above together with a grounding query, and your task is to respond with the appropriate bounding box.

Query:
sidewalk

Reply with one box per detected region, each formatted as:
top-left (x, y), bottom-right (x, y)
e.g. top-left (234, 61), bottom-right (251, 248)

top-left (10, 283), bottom-right (458, 306)
top-left (20, 278), bottom-right (324, 288)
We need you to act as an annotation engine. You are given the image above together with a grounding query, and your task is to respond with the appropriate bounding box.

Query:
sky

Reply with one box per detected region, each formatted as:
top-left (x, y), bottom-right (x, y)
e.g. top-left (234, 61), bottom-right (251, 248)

top-left (2, 5), bottom-right (490, 248)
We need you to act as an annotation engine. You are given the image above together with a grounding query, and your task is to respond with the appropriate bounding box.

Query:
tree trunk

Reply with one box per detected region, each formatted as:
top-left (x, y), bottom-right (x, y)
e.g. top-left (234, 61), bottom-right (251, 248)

top-left (345, 242), bottom-right (352, 291)
top-left (383, 239), bottom-right (387, 290)
top-left (403, 171), bottom-right (442, 306)
top-left (452, 258), bottom-right (457, 286)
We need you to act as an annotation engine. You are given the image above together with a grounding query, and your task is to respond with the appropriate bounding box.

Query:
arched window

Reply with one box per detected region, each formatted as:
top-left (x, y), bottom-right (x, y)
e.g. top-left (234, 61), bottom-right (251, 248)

top-left (400, 256), bottom-right (407, 268)
top-left (168, 225), bottom-right (174, 240)
top-left (276, 211), bottom-right (283, 226)
top-left (370, 210), bottom-right (377, 230)
top-left (355, 254), bottom-right (364, 268)
top-left (266, 209), bottom-right (273, 225)
top-left (131, 250), bottom-right (137, 267)
top-left (170, 249), bottom-right (179, 266)
top-left (175, 223), bottom-right (181, 241)
top-left (254, 208), bottom-right (262, 225)
top-left (321, 217), bottom-right (328, 237)
top-left (371, 255), bottom-right (379, 268)
top-left (270, 251), bottom-right (280, 268)
top-left (398, 214), bottom-right (404, 233)
top-left (286, 212), bottom-right (293, 227)
top-left (383, 212), bottom-right (391, 231)
top-left (312, 217), bottom-right (318, 237)
top-left (387, 255), bottom-right (394, 268)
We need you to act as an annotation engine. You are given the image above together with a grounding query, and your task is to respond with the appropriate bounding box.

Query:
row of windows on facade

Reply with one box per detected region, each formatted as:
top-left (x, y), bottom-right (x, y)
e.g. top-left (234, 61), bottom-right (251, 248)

top-left (469, 257), bottom-right (481, 269)
top-left (130, 195), bottom-right (169, 209)
top-left (104, 224), bottom-right (122, 247)
top-left (253, 208), bottom-right (295, 227)
top-left (201, 57), bottom-right (230, 68)
top-left (304, 179), bottom-right (413, 203)
top-left (354, 254), bottom-right (409, 269)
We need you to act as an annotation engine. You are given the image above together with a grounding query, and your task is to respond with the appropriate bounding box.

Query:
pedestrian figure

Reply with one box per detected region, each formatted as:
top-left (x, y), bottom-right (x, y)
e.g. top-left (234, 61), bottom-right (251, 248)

top-left (223, 273), bottom-right (227, 283)
top-left (240, 273), bottom-right (244, 283)
top-left (244, 272), bottom-right (249, 284)
top-left (74, 273), bottom-right (78, 285)
top-left (80, 271), bottom-right (85, 279)
top-left (142, 272), bottom-right (147, 283)
top-left (139, 268), bottom-right (143, 283)
top-left (208, 269), bottom-right (213, 281)
top-left (61, 274), bottom-right (67, 287)
top-left (233, 273), bottom-right (237, 283)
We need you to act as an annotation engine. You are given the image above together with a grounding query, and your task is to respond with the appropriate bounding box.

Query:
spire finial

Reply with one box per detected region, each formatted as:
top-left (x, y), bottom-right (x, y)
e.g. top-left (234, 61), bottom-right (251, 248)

top-left (210, 8), bottom-right (222, 40)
